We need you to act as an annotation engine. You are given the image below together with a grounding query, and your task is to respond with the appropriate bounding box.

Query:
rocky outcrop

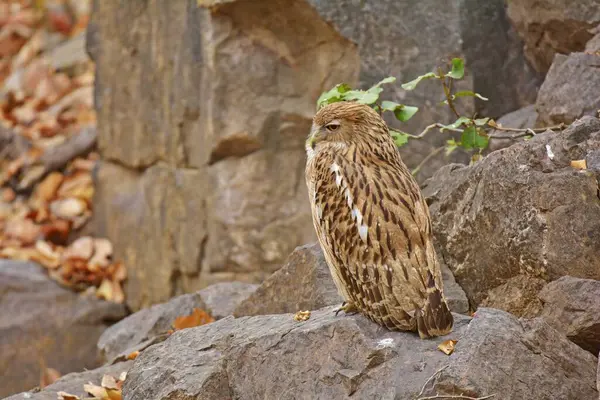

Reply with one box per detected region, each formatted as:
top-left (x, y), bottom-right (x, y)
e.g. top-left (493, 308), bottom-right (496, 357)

top-left (507, 0), bottom-right (600, 73)
top-left (536, 53), bottom-right (600, 126)
top-left (97, 281), bottom-right (256, 363)
top-left (120, 307), bottom-right (597, 400)
top-left (431, 308), bottom-right (598, 400)
top-left (422, 116), bottom-right (600, 312)
top-left (539, 276), bottom-right (600, 356)
top-left (88, 0), bottom-right (359, 310)
top-left (0, 260), bottom-right (127, 397)
top-left (311, 0), bottom-right (540, 181)
top-left (234, 242), bottom-right (470, 317)
top-left (5, 361), bottom-right (132, 400)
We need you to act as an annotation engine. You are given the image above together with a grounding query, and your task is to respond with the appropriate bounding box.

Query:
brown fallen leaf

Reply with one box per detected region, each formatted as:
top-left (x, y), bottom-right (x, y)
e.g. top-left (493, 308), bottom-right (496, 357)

top-left (56, 391), bottom-right (80, 400)
top-left (126, 350), bottom-right (139, 360)
top-left (437, 339), bottom-right (458, 355)
top-left (4, 217), bottom-right (40, 244)
top-left (89, 238), bottom-right (113, 268)
top-left (62, 236), bottom-right (93, 261)
top-left (101, 374), bottom-right (119, 390)
top-left (570, 159), bottom-right (587, 170)
top-left (40, 366), bottom-right (61, 388)
top-left (293, 310), bottom-right (311, 322)
top-left (172, 308), bottom-right (215, 331)
top-left (35, 171), bottom-right (64, 203)
top-left (49, 197), bottom-right (86, 219)
top-left (83, 382), bottom-right (107, 399)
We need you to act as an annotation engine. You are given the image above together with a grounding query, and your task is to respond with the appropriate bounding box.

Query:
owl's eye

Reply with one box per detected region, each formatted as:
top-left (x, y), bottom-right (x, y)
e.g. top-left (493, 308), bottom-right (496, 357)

top-left (325, 122), bottom-right (340, 132)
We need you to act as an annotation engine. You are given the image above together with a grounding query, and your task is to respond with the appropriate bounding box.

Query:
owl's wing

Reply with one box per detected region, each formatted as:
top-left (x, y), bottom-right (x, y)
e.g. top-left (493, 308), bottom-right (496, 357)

top-left (309, 149), bottom-right (452, 337)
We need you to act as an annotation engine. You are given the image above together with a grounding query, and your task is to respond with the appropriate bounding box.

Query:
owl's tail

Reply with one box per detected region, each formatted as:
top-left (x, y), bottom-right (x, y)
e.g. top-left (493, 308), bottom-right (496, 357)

top-left (415, 271), bottom-right (454, 339)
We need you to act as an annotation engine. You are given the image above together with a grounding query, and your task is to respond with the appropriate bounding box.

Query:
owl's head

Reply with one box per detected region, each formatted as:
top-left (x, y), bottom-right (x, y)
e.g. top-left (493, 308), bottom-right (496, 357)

top-left (307, 102), bottom-right (390, 154)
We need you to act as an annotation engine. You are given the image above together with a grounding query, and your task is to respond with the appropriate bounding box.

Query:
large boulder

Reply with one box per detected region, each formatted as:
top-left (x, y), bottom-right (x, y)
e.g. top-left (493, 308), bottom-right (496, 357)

top-left (123, 307), bottom-right (471, 400)
top-left (0, 260), bottom-right (127, 398)
top-left (234, 243), bottom-right (469, 317)
top-left (5, 361), bottom-right (133, 400)
top-left (98, 282), bottom-right (256, 363)
top-left (539, 276), bottom-right (600, 356)
top-left (121, 307), bottom-right (597, 400)
top-left (536, 53), bottom-right (600, 126)
top-left (430, 308), bottom-right (598, 400)
top-left (422, 116), bottom-right (600, 312)
top-left (88, 0), bottom-right (359, 310)
top-left (310, 0), bottom-right (540, 181)
top-left (507, 0), bottom-right (600, 73)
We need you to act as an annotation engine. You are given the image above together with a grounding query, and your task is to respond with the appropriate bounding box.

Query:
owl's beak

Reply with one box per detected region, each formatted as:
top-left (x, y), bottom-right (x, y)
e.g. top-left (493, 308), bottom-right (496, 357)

top-left (307, 124), bottom-right (320, 149)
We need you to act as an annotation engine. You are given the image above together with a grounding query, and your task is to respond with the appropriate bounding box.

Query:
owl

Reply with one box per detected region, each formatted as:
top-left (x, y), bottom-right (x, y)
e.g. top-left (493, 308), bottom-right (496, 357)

top-left (305, 101), bottom-right (453, 339)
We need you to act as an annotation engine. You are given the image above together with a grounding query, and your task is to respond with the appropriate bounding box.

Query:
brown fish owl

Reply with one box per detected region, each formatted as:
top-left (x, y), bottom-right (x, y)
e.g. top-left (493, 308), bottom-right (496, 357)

top-left (305, 101), bottom-right (453, 338)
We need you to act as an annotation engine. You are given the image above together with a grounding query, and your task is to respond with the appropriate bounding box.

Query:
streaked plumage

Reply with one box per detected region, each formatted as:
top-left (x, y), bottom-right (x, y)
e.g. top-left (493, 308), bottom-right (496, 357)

top-left (305, 102), bottom-right (453, 338)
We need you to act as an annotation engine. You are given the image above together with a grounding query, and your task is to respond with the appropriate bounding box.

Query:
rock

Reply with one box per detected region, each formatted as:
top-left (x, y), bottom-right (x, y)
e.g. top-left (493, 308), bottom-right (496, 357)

top-left (233, 243), bottom-right (342, 317)
top-left (539, 276), bottom-right (600, 356)
top-left (310, 0), bottom-right (540, 182)
top-left (480, 275), bottom-right (546, 318)
top-left (123, 306), bottom-right (471, 400)
top-left (0, 260), bottom-right (127, 398)
top-left (422, 116), bottom-right (600, 308)
top-left (430, 308), bottom-right (598, 400)
top-left (586, 31), bottom-right (600, 53)
top-left (88, 0), bottom-right (359, 310)
top-left (536, 53), bottom-right (600, 126)
top-left (198, 282), bottom-right (258, 319)
top-left (234, 242), bottom-right (470, 317)
top-left (98, 281), bottom-right (256, 362)
top-left (507, 0), bottom-right (600, 73)
top-left (5, 361), bottom-right (132, 400)
top-left (487, 104), bottom-right (538, 152)
top-left (48, 31), bottom-right (89, 70)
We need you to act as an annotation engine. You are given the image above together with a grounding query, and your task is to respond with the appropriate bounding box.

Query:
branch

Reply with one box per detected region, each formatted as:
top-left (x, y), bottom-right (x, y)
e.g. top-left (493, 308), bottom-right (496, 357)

top-left (487, 123), bottom-right (566, 139)
top-left (417, 366), bottom-right (447, 398)
top-left (438, 67), bottom-right (460, 118)
top-left (418, 395), bottom-right (495, 400)
top-left (412, 146), bottom-right (445, 176)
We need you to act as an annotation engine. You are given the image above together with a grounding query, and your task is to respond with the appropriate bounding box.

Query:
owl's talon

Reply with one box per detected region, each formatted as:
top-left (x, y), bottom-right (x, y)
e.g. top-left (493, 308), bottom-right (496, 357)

top-left (334, 301), bottom-right (357, 316)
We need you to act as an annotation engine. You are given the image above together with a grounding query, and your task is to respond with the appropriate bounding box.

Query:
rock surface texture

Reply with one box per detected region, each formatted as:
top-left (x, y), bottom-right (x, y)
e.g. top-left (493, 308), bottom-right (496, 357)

top-left (536, 52), bottom-right (600, 126)
top-left (98, 281), bottom-right (256, 363)
top-left (422, 116), bottom-right (600, 312)
top-left (88, 0), bottom-right (359, 310)
top-left (0, 260), bottom-right (127, 397)
top-left (539, 276), bottom-right (600, 356)
top-left (507, 0), bottom-right (600, 73)
top-left (119, 307), bottom-right (597, 400)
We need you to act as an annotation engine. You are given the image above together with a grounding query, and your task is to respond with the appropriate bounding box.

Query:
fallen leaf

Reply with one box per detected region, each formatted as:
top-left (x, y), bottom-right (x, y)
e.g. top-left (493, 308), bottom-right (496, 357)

top-left (106, 389), bottom-right (122, 400)
top-left (50, 197), bottom-right (86, 219)
top-left (89, 238), bottom-right (112, 268)
top-left (2, 187), bottom-right (15, 202)
top-left (118, 371), bottom-right (127, 382)
top-left (172, 308), bottom-right (215, 331)
top-left (4, 217), bottom-right (40, 244)
top-left (570, 159), bottom-right (587, 170)
top-left (40, 366), bottom-right (61, 388)
top-left (126, 351), bottom-right (139, 360)
top-left (437, 339), bottom-right (458, 355)
top-left (56, 391), bottom-right (80, 400)
top-left (83, 382), bottom-right (107, 398)
top-left (35, 171), bottom-right (64, 203)
top-left (293, 310), bottom-right (311, 322)
top-left (62, 236), bottom-right (93, 261)
top-left (101, 374), bottom-right (119, 390)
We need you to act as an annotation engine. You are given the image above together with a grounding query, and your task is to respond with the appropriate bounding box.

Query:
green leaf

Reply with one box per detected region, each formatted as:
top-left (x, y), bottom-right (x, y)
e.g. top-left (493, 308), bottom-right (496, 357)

top-left (440, 116), bottom-right (471, 131)
top-left (316, 83), bottom-right (352, 109)
top-left (446, 58), bottom-right (465, 79)
top-left (389, 130), bottom-right (409, 147)
top-left (401, 72), bottom-right (437, 91)
top-left (523, 135), bottom-right (533, 141)
top-left (343, 90), bottom-right (379, 105)
top-left (375, 76), bottom-right (397, 86)
top-left (473, 118), bottom-right (490, 126)
top-left (380, 100), bottom-right (401, 112)
top-left (454, 90), bottom-right (489, 101)
top-left (394, 105), bottom-right (419, 122)
top-left (460, 126), bottom-right (489, 150)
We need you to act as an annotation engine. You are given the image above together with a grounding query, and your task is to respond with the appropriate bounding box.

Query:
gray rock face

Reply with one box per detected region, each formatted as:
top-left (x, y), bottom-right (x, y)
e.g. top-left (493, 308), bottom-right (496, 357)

top-left (123, 307), bottom-right (471, 400)
top-left (431, 308), bottom-right (598, 400)
top-left (0, 261), bottom-right (127, 398)
top-left (122, 307), bottom-right (597, 400)
top-left (507, 0), bottom-right (600, 73)
top-left (536, 53), bottom-right (600, 126)
top-left (88, 0), bottom-right (359, 311)
top-left (98, 281), bottom-right (256, 362)
top-left (539, 276), bottom-right (600, 356)
top-left (309, 0), bottom-right (540, 181)
top-left (422, 116), bottom-right (600, 310)
top-left (5, 361), bottom-right (132, 400)
top-left (233, 243), bottom-right (342, 317)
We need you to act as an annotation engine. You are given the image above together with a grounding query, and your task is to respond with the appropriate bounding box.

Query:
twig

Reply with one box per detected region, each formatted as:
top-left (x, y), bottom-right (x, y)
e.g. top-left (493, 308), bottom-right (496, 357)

top-left (407, 123), bottom-right (463, 141)
top-left (488, 123), bottom-right (566, 139)
top-left (412, 146), bottom-right (445, 176)
top-left (439, 67), bottom-right (460, 118)
top-left (417, 395), bottom-right (496, 400)
top-left (417, 365), bottom-right (448, 398)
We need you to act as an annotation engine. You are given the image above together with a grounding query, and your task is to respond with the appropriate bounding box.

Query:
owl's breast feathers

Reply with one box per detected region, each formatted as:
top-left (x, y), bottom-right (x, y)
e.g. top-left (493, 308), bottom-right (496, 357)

top-left (306, 143), bottom-right (453, 338)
